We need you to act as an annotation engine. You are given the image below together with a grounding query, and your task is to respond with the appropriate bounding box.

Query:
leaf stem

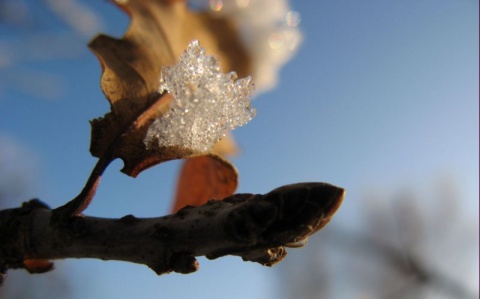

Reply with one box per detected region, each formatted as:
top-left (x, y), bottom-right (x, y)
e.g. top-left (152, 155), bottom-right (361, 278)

top-left (52, 155), bottom-right (113, 221)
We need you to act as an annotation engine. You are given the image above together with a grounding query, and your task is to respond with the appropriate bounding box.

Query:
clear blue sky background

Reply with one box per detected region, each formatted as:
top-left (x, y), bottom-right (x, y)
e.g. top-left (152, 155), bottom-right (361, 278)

top-left (0, 0), bottom-right (478, 298)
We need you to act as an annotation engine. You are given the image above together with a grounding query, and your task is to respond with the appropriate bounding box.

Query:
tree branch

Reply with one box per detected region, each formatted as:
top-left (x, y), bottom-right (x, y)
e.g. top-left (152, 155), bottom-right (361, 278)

top-left (325, 226), bottom-right (478, 299)
top-left (0, 182), bottom-right (344, 284)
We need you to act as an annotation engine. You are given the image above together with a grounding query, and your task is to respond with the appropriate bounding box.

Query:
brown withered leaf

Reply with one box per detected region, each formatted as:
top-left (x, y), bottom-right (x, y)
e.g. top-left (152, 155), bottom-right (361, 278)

top-left (171, 134), bottom-right (239, 212)
top-left (88, 0), bottom-right (251, 177)
top-left (23, 258), bottom-right (54, 274)
top-left (212, 133), bottom-right (239, 156)
top-left (172, 154), bottom-right (238, 212)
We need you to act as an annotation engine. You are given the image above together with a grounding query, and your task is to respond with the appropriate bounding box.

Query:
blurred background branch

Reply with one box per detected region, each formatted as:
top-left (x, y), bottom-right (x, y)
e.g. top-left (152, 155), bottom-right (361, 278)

top-left (275, 180), bottom-right (478, 299)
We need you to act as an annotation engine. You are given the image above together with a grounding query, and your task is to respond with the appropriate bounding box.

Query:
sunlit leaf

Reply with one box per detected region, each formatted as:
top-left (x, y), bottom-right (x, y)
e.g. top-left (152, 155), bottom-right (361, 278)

top-left (88, 0), bottom-right (251, 177)
top-left (172, 154), bottom-right (238, 212)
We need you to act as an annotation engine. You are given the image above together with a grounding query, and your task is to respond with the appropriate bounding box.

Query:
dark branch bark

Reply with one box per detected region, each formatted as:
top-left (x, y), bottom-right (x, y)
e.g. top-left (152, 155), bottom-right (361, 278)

top-left (0, 182), bottom-right (344, 285)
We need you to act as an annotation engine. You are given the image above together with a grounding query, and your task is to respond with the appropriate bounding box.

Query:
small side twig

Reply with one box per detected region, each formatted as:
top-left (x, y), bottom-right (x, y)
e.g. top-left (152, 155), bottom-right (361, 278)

top-left (52, 155), bottom-right (112, 221)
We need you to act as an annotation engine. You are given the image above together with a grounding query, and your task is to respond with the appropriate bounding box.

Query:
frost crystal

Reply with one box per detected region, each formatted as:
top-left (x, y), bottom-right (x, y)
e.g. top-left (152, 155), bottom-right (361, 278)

top-left (144, 40), bottom-right (256, 153)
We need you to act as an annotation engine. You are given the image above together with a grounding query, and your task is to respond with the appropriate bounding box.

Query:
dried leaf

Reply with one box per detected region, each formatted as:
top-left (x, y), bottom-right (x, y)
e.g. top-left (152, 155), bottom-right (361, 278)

top-left (212, 133), bottom-right (239, 157)
top-left (88, 0), bottom-right (251, 176)
top-left (170, 134), bottom-right (239, 211)
top-left (172, 154), bottom-right (238, 213)
top-left (23, 258), bottom-right (54, 274)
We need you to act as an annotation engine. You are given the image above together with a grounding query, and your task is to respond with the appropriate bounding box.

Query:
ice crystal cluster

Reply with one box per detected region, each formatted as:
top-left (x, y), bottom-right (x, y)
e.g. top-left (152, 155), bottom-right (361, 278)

top-left (192, 0), bottom-right (303, 93)
top-left (144, 40), bottom-right (256, 153)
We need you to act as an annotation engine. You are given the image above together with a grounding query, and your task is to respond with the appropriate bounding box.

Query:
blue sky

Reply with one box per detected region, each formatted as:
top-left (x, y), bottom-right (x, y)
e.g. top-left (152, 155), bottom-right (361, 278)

top-left (0, 0), bottom-right (478, 298)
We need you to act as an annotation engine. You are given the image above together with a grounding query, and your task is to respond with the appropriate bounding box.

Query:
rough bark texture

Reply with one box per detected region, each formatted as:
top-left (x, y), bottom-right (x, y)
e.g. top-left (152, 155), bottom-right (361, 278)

top-left (0, 182), bottom-right (344, 285)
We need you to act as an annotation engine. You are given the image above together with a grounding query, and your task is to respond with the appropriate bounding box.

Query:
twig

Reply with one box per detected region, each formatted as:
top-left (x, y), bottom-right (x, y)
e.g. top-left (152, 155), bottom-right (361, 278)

top-left (52, 155), bottom-right (112, 221)
top-left (0, 182), bottom-right (344, 284)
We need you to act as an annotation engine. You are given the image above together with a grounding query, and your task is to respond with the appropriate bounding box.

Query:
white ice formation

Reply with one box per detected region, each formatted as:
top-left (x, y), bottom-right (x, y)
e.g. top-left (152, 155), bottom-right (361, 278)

top-left (144, 40), bottom-right (256, 153)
